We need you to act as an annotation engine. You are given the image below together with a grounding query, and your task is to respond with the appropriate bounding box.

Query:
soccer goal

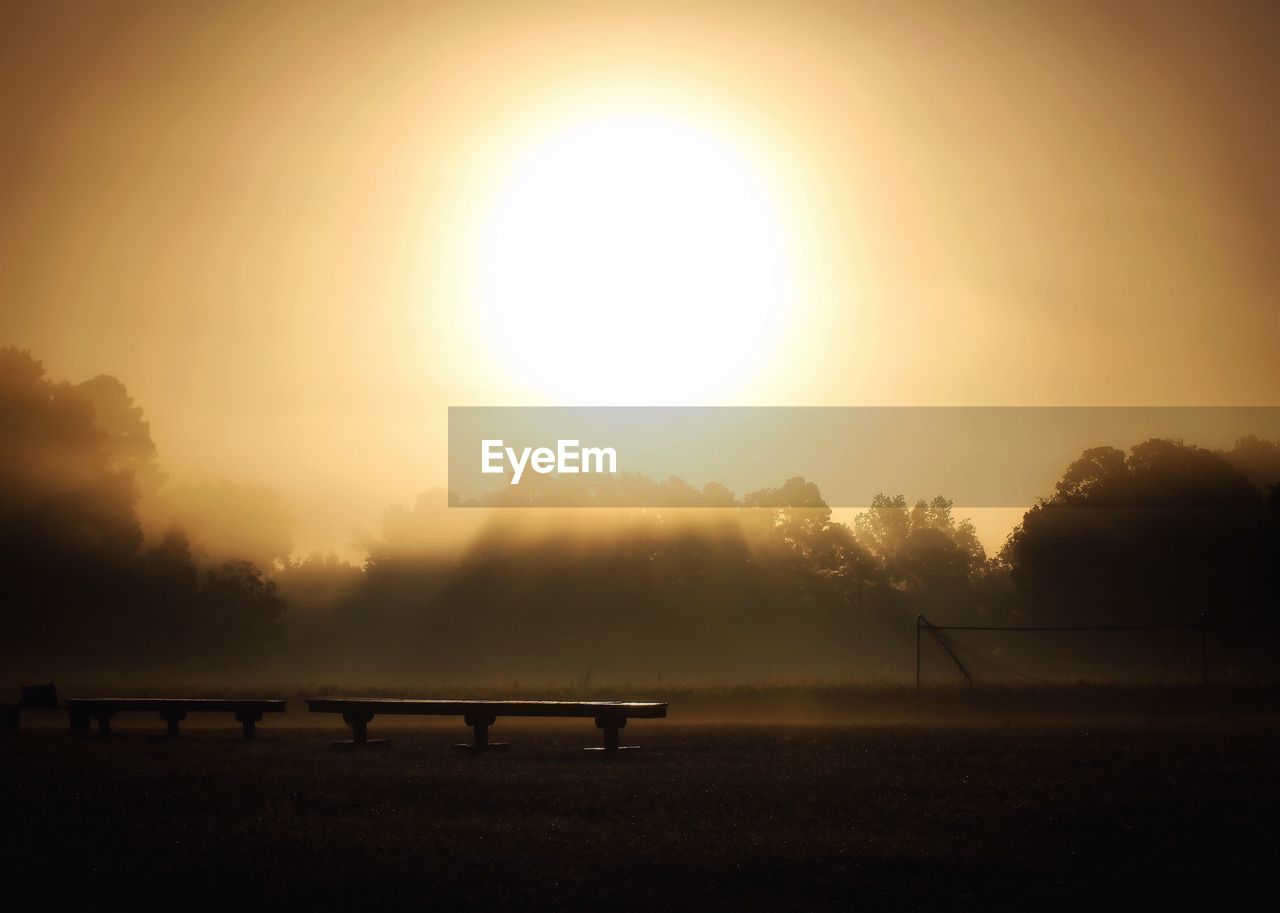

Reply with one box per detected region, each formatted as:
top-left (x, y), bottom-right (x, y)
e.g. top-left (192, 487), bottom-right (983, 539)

top-left (915, 614), bottom-right (1211, 690)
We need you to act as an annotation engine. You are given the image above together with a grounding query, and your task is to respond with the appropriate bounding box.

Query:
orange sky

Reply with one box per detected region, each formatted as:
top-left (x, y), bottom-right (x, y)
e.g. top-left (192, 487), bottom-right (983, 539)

top-left (3, 0), bottom-right (1278, 556)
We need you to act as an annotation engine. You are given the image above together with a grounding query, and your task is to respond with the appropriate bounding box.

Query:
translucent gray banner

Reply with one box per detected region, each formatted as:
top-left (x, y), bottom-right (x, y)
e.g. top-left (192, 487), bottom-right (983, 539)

top-left (447, 407), bottom-right (1280, 507)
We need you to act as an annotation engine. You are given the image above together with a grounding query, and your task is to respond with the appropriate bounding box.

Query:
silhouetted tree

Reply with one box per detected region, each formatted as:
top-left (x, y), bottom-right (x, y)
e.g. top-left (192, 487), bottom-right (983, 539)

top-left (0, 348), bottom-right (142, 669)
top-left (77, 374), bottom-right (166, 499)
top-left (137, 527), bottom-right (201, 653)
top-left (0, 347), bottom-right (290, 674)
top-left (852, 494), bottom-right (990, 621)
top-left (161, 479), bottom-right (294, 570)
top-left (200, 559), bottom-right (287, 664)
top-left (1225, 435), bottom-right (1280, 495)
top-left (1002, 439), bottom-right (1277, 637)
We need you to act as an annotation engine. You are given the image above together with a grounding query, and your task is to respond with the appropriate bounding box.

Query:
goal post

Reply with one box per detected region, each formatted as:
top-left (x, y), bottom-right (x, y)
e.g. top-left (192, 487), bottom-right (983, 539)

top-left (915, 614), bottom-right (1212, 691)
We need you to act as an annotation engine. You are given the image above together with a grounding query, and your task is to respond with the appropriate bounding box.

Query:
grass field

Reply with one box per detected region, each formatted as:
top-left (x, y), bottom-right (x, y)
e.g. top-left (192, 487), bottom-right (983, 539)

top-left (3, 707), bottom-right (1279, 911)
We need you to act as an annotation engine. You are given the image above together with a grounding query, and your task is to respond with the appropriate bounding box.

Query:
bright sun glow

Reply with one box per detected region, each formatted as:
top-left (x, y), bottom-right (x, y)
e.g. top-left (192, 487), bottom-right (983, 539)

top-left (473, 112), bottom-right (791, 404)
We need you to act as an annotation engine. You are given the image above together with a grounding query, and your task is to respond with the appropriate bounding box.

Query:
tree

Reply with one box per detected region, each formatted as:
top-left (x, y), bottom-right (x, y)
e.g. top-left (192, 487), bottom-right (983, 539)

top-left (137, 527), bottom-right (201, 650)
top-left (0, 348), bottom-right (141, 558)
top-left (1002, 438), bottom-right (1276, 632)
top-left (0, 348), bottom-right (143, 667)
top-left (1224, 436), bottom-right (1280, 495)
top-left (161, 479), bottom-right (294, 570)
top-left (76, 374), bottom-right (166, 499)
top-left (200, 559), bottom-right (286, 662)
top-left (276, 551), bottom-right (363, 616)
top-left (742, 476), bottom-right (833, 552)
top-left (0, 348), bottom-right (291, 672)
top-left (852, 494), bottom-right (988, 620)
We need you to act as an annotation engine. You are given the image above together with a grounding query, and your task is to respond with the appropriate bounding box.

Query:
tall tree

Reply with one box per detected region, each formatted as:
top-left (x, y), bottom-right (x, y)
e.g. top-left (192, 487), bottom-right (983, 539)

top-left (1002, 438), bottom-right (1276, 633)
top-left (76, 374), bottom-right (166, 499)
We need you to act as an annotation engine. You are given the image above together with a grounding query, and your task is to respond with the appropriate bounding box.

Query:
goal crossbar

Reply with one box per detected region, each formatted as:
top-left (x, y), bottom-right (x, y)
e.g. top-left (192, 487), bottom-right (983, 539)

top-left (915, 614), bottom-right (1209, 690)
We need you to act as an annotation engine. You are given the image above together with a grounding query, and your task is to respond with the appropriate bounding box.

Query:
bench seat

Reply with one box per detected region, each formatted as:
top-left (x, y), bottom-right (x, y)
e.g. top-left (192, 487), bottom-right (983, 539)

top-left (68, 698), bottom-right (286, 739)
top-left (1, 683), bottom-right (62, 732)
top-left (306, 698), bottom-right (667, 750)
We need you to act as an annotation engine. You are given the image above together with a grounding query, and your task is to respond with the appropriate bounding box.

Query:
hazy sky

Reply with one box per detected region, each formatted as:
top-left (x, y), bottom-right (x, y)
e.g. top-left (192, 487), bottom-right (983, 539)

top-left (3, 0), bottom-right (1278, 556)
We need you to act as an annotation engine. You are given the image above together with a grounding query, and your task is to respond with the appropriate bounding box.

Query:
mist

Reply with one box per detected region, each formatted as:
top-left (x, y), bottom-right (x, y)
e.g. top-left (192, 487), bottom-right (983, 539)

top-left (4, 346), bottom-right (1278, 690)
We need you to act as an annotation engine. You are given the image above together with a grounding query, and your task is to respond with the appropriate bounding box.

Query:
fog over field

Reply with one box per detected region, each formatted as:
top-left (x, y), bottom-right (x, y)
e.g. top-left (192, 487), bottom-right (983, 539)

top-left (5, 3), bottom-right (1280, 911)
top-left (3, 347), bottom-right (1278, 687)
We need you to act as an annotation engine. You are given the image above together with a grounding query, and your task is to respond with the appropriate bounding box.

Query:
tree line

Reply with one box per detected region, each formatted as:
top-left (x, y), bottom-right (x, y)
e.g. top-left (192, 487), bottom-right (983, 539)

top-left (3, 346), bottom-right (1278, 681)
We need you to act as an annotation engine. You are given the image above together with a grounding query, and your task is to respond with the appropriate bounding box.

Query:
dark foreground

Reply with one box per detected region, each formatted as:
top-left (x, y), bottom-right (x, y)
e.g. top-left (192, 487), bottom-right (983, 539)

top-left (3, 719), bottom-right (1278, 911)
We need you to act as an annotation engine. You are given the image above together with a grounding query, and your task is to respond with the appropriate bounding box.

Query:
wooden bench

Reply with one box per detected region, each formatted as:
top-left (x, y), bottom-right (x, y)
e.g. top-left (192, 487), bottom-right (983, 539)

top-left (67, 698), bottom-right (286, 740)
top-left (306, 698), bottom-right (668, 751)
top-left (1, 683), bottom-right (61, 732)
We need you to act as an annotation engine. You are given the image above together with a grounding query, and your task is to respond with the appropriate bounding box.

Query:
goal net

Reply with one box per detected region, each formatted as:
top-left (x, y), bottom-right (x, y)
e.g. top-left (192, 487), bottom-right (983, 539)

top-left (915, 615), bottom-right (1211, 690)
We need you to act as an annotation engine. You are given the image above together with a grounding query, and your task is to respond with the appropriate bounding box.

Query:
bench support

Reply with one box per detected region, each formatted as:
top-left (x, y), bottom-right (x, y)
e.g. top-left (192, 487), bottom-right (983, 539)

top-left (588, 715), bottom-right (639, 752)
top-left (66, 700), bottom-right (285, 739)
top-left (160, 707), bottom-right (187, 737)
top-left (337, 709), bottom-right (387, 746)
top-left (95, 710), bottom-right (115, 736)
top-left (455, 713), bottom-right (508, 751)
top-left (236, 709), bottom-right (263, 740)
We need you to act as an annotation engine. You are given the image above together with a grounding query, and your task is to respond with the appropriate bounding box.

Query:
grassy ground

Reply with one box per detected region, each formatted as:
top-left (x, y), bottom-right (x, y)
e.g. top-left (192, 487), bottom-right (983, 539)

top-left (3, 713), bottom-right (1278, 911)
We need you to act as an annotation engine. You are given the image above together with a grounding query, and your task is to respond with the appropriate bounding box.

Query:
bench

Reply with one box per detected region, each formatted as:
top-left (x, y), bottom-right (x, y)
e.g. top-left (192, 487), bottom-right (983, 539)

top-left (67, 698), bottom-right (286, 739)
top-left (1, 683), bottom-right (61, 732)
top-left (306, 698), bottom-right (668, 751)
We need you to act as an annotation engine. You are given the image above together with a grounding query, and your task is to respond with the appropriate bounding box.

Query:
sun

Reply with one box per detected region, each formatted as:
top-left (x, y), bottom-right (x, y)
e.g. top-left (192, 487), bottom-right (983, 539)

top-left (471, 110), bottom-right (792, 404)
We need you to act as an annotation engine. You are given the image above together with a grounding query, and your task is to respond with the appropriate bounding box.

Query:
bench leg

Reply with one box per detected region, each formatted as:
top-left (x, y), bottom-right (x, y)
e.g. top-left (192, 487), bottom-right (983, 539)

top-left (70, 708), bottom-right (89, 735)
top-left (470, 714), bottom-right (493, 749)
top-left (342, 710), bottom-right (375, 745)
top-left (96, 712), bottom-right (115, 736)
top-left (160, 708), bottom-right (186, 737)
top-left (601, 716), bottom-right (622, 751)
top-left (591, 716), bottom-right (638, 752)
top-left (455, 714), bottom-right (506, 751)
top-left (236, 710), bottom-right (263, 740)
